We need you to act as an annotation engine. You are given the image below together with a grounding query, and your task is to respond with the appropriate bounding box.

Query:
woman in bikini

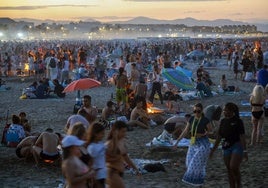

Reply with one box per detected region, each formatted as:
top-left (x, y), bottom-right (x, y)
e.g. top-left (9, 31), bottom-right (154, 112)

top-left (105, 121), bottom-right (140, 188)
top-left (62, 135), bottom-right (95, 188)
top-left (249, 85), bottom-right (266, 146)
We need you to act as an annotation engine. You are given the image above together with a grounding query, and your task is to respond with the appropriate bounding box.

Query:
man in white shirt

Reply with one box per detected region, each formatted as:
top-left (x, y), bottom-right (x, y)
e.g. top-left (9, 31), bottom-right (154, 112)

top-left (65, 108), bottom-right (89, 133)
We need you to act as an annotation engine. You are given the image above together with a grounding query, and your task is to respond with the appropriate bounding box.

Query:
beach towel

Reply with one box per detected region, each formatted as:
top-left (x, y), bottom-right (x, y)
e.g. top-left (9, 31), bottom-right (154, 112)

top-left (239, 111), bottom-right (252, 117)
top-left (146, 138), bottom-right (215, 148)
top-left (241, 100), bottom-right (250, 106)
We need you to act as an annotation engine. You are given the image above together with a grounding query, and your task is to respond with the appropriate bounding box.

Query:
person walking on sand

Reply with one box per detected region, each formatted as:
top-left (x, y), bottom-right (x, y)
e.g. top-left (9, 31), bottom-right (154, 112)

top-left (249, 85), bottom-right (265, 146)
top-left (210, 102), bottom-right (248, 188)
top-left (105, 121), bottom-right (141, 188)
top-left (173, 103), bottom-right (213, 187)
top-left (86, 122), bottom-right (107, 188)
top-left (149, 65), bottom-right (163, 104)
top-left (62, 135), bottom-right (95, 188)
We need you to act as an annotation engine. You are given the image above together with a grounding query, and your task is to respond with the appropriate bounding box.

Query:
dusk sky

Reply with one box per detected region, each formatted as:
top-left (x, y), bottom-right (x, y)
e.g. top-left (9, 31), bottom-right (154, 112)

top-left (0, 0), bottom-right (267, 23)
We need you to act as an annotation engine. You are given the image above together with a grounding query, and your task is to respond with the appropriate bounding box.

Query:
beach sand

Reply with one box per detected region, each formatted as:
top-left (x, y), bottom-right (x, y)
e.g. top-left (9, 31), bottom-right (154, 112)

top-left (0, 59), bottom-right (267, 188)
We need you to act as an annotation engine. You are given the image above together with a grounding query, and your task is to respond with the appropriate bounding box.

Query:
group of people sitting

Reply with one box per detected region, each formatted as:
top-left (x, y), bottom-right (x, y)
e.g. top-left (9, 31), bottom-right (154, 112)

top-left (21, 78), bottom-right (65, 99)
top-left (4, 94), bottom-right (144, 188)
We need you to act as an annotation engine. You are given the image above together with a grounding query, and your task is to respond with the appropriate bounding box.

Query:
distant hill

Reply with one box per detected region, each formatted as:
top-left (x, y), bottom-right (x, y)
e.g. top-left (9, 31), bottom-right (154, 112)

top-left (109, 16), bottom-right (248, 26)
top-left (0, 17), bottom-right (16, 24)
top-left (1, 17), bottom-right (268, 32)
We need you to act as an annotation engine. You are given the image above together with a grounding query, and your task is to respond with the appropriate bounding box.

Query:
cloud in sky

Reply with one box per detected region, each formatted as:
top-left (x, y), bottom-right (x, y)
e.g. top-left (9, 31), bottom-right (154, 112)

top-left (123, 0), bottom-right (225, 1)
top-left (0, 4), bottom-right (96, 10)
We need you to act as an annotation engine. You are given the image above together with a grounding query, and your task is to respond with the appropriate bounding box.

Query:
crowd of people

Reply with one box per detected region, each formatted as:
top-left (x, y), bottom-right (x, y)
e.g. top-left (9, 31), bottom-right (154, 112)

top-left (1, 37), bottom-right (268, 187)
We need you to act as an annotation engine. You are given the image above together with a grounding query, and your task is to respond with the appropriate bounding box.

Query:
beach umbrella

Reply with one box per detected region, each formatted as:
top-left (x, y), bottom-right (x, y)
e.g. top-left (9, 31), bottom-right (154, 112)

top-left (162, 68), bottom-right (194, 90)
top-left (63, 78), bottom-right (101, 93)
top-left (63, 78), bottom-right (101, 104)
top-left (175, 66), bottom-right (193, 78)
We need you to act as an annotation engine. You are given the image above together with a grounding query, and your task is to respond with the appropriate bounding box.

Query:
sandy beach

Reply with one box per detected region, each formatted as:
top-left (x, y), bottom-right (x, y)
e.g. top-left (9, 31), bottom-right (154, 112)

top-left (0, 58), bottom-right (267, 188)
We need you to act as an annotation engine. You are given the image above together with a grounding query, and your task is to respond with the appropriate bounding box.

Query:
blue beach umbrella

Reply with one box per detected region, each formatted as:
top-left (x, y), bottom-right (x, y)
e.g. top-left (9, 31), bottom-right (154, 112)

top-left (162, 68), bottom-right (194, 90)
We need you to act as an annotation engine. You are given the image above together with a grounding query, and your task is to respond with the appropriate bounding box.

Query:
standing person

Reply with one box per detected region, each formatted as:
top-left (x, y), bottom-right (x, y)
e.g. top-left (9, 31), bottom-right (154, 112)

top-left (149, 65), bottom-right (163, 104)
top-left (249, 85), bottom-right (265, 146)
top-left (81, 95), bottom-right (98, 124)
top-left (210, 102), bottom-right (248, 188)
top-left (233, 52), bottom-right (242, 80)
top-left (129, 63), bottom-right (140, 91)
top-left (62, 135), bottom-right (95, 188)
top-left (86, 122), bottom-right (107, 188)
top-left (61, 56), bottom-right (70, 85)
top-left (105, 121), bottom-right (141, 188)
top-left (119, 55), bottom-right (126, 69)
top-left (115, 67), bottom-right (128, 114)
top-left (257, 65), bottom-right (268, 88)
top-left (173, 103), bottom-right (213, 187)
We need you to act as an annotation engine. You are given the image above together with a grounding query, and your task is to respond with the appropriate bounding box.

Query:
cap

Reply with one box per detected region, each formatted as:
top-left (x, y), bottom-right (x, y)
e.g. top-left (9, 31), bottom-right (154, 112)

top-left (62, 135), bottom-right (85, 148)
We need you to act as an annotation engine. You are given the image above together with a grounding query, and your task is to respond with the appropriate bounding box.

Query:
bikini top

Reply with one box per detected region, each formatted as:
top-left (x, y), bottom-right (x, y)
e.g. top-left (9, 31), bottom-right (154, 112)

top-left (251, 103), bottom-right (264, 107)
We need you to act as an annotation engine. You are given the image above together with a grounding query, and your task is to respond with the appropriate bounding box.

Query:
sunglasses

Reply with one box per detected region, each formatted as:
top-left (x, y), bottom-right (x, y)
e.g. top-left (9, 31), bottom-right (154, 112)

top-left (193, 110), bottom-right (202, 113)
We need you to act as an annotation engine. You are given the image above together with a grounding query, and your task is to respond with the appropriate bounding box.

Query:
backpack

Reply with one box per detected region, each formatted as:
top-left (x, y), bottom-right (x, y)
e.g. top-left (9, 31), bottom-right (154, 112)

top-left (49, 58), bottom-right (56, 68)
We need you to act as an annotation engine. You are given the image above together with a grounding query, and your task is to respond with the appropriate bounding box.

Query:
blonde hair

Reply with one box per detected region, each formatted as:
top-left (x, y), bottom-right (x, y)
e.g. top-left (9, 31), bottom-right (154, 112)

top-left (68, 122), bottom-right (86, 140)
top-left (251, 85), bottom-right (265, 104)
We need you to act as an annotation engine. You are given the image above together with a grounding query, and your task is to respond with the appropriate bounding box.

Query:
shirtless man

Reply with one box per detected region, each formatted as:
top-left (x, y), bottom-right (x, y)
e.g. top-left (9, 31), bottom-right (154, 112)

top-left (163, 114), bottom-right (191, 138)
top-left (101, 100), bottom-right (116, 121)
top-left (115, 67), bottom-right (128, 114)
top-left (16, 134), bottom-right (40, 160)
top-left (128, 98), bottom-right (150, 129)
top-left (80, 95), bottom-right (98, 124)
top-left (32, 128), bottom-right (60, 165)
top-left (129, 63), bottom-right (140, 91)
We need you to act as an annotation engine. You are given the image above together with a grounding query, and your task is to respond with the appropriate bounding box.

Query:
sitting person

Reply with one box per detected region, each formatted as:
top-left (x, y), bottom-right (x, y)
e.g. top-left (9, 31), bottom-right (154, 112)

top-left (220, 74), bottom-right (236, 92)
top-left (0, 78), bottom-right (10, 91)
top-left (19, 112), bottom-right (31, 135)
top-left (16, 134), bottom-right (40, 160)
top-left (53, 79), bottom-right (65, 98)
top-left (128, 97), bottom-right (151, 129)
top-left (196, 78), bottom-right (213, 97)
top-left (65, 108), bottom-right (89, 133)
top-left (101, 100), bottom-right (116, 121)
top-left (21, 81), bottom-right (38, 99)
top-left (35, 80), bottom-right (49, 99)
top-left (32, 128), bottom-right (61, 165)
top-left (6, 114), bottom-right (26, 147)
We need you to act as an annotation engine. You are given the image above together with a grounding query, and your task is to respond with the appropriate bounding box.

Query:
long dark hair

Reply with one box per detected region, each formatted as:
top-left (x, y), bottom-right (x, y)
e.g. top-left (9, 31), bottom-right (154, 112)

top-left (106, 121), bottom-right (128, 154)
top-left (224, 102), bottom-right (239, 118)
top-left (107, 120), bottom-right (128, 140)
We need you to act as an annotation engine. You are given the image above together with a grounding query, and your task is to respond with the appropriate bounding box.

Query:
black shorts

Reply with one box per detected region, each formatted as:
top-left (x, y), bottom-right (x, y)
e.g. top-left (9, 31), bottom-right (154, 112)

top-left (252, 111), bottom-right (264, 119)
top-left (40, 151), bottom-right (60, 161)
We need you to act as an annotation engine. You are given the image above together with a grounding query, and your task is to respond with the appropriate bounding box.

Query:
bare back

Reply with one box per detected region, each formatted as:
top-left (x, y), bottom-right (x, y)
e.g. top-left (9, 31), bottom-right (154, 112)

top-left (116, 74), bottom-right (128, 89)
